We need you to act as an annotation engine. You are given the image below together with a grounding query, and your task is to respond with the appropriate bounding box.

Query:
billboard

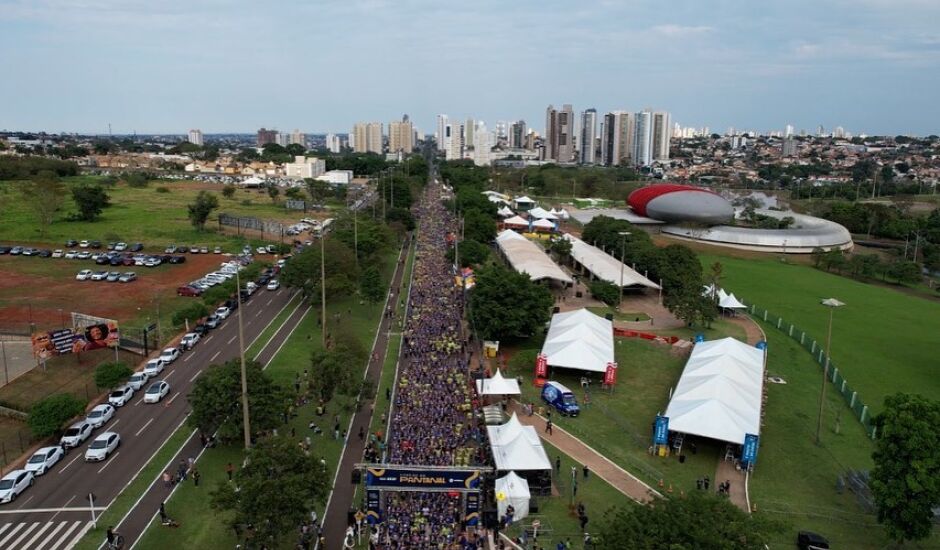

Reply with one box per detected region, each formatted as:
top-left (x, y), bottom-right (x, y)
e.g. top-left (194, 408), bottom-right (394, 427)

top-left (653, 415), bottom-right (669, 445)
top-left (535, 353), bottom-right (548, 378)
top-left (741, 433), bottom-right (760, 466)
top-left (464, 492), bottom-right (481, 526)
top-left (31, 329), bottom-right (76, 359)
top-left (365, 468), bottom-right (481, 491)
top-left (31, 313), bottom-right (119, 359)
top-left (366, 489), bottom-right (382, 525)
top-left (604, 361), bottom-right (618, 386)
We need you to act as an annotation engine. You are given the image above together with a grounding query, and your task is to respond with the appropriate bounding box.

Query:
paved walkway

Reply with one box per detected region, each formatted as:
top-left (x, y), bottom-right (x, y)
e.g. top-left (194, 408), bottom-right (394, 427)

top-left (714, 459), bottom-right (749, 511)
top-left (724, 313), bottom-right (765, 345)
top-left (508, 402), bottom-right (660, 504)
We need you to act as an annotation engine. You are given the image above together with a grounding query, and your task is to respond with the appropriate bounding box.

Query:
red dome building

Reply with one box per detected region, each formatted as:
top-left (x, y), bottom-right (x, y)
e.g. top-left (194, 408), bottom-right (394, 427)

top-left (628, 184), bottom-right (734, 224)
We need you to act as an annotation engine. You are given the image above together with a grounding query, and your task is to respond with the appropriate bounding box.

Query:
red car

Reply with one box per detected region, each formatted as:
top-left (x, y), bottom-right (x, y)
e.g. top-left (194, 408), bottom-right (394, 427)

top-left (176, 285), bottom-right (202, 297)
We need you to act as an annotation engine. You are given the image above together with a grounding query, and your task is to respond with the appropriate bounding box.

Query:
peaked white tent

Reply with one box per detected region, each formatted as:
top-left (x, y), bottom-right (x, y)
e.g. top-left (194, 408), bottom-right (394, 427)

top-left (719, 292), bottom-right (747, 310)
top-left (541, 308), bottom-right (613, 373)
top-left (531, 218), bottom-right (556, 232)
top-left (491, 430), bottom-right (552, 471)
top-left (513, 196), bottom-right (536, 210)
top-left (503, 215), bottom-right (530, 229)
top-left (495, 472), bottom-right (531, 522)
top-left (487, 413), bottom-right (540, 446)
top-left (476, 369), bottom-right (522, 395)
top-left (663, 337), bottom-right (765, 445)
top-left (563, 233), bottom-right (661, 290)
top-left (497, 206), bottom-right (515, 218)
top-left (528, 206), bottom-right (558, 220)
top-left (496, 230), bottom-right (573, 284)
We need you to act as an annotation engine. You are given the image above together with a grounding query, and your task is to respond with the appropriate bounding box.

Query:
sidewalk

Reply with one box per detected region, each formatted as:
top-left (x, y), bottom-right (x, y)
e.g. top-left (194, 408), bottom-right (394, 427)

top-left (509, 402), bottom-right (660, 504)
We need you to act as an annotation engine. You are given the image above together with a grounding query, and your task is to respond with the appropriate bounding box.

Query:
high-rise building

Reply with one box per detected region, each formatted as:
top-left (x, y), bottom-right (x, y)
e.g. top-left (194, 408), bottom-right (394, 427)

top-left (784, 124), bottom-right (795, 138)
top-left (782, 137), bottom-right (798, 157)
top-left (464, 119), bottom-right (475, 149)
top-left (579, 109), bottom-right (598, 164)
top-left (509, 120), bottom-right (527, 149)
top-left (284, 156), bottom-right (325, 179)
top-left (187, 129), bottom-right (204, 146)
top-left (388, 117), bottom-right (415, 153)
top-left (289, 129), bottom-right (305, 147)
top-left (325, 133), bottom-right (342, 153)
top-left (443, 123), bottom-right (463, 160)
top-left (472, 123), bottom-right (495, 166)
top-left (545, 104), bottom-right (575, 163)
top-left (275, 132), bottom-right (290, 147)
top-left (256, 128), bottom-right (277, 147)
top-left (495, 121), bottom-right (508, 140)
top-left (651, 111), bottom-right (671, 161)
top-left (352, 122), bottom-right (383, 154)
top-left (436, 114), bottom-right (449, 151)
top-left (833, 126), bottom-right (846, 139)
top-left (633, 110), bottom-right (653, 166)
top-left (600, 111), bottom-right (635, 166)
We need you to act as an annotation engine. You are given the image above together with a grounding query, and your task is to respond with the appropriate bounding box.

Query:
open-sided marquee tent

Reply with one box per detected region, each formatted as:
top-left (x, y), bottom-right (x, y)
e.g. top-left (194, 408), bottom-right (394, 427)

top-left (663, 337), bottom-right (765, 445)
top-left (495, 471), bottom-right (531, 522)
top-left (476, 369), bottom-right (522, 395)
top-left (541, 308), bottom-right (613, 373)
top-left (496, 230), bottom-right (572, 285)
top-left (562, 233), bottom-right (661, 290)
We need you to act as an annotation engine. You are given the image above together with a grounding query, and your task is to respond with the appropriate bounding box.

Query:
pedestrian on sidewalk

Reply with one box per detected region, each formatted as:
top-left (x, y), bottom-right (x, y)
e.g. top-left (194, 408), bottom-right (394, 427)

top-left (358, 426), bottom-right (365, 441)
top-left (555, 456), bottom-right (561, 475)
top-left (192, 467), bottom-right (201, 487)
top-left (582, 464), bottom-right (589, 481)
top-left (545, 419), bottom-right (553, 435)
top-left (159, 502), bottom-right (168, 524)
top-left (162, 471), bottom-right (172, 488)
top-left (226, 462), bottom-right (235, 482)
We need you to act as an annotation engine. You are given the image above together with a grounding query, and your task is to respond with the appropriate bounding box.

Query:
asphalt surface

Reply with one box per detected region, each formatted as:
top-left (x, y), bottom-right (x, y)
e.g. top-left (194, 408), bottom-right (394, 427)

top-left (0, 284), bottom-right (301, 550)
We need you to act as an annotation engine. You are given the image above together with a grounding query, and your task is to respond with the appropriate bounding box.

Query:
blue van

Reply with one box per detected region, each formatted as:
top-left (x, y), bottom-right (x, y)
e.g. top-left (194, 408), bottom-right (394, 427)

top-left (541, 381), bottom-right (580, 417)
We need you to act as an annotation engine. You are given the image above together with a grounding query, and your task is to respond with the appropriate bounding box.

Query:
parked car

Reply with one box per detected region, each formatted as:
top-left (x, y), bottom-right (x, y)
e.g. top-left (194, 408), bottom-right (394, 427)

top-left (193, 323), bottom-right (209, 336)
top-left (200, 246), bottom-right (209, 254)
top-left (144, 257), bottom-right (161, 267)
top-left (177, 245), bottom-right (189, 253)
top-left (129, 243), bottom-right (144, 252)
top-left (79, 240), bottom-right (90, 248)
top-left (0, 470), bottom-right (34, 503)
top-left (106, 242), bottom-right (117, 250)
top-left (128, 371), bottom-right (150, 391)
top-left (118, 272), bottom-right (137, 283)
top-left (84, 432), bottom-right (120, 462)
top-left (65, 239), bottom-right (78, 248)
top-left (144, 380), bottom-right (171, 403)
top-left (51, 249), bottom-right (64, 258)
top-left (0, 246), bottom-right (10, 254)
top-left (177, 285), bottom-right (202, 297)
top-left (204, 315), bottom-right (221, 329)
top-left (180, 332), bottom-right (200, 349)
top-left (76, 251), bottom-right (92, 259)
top-left (96, 255), bottom-right (111, 265)
top-left (10, 246), bottom-right (24, 255)
top-left (144, 358), bottom-right (165, 377)
top-left (90, 240), bottom-right (102, 249)
top-left (255, 247), bottom-right (267, 254)
top-left (90, 270), bottom-right (109, 281)
top-left (213, 246), bottom-right (222, 254)
top-left (159, 347), bottom-right (180, 364)
top-left (267, 279), bottom-right (280, 291)
top-left (165, 245), bottom-right (177, 253)
top-left (24, 446), bottom-right (64, 476)
top-left (190, 246), bottom-right (200, 254)
top-left (121, 256), bottom-right (135, 266)
top-left (106, 271), bottom-right (122, 282)
top-left (60, 420), bottom-right (93, 449)
top-left (64, 250), bottom-right (78, 259)
top-left (108, 385), bottom-right (135, 407)
top-left (85, 403), bottom-right (115, 429)
top-left (215, 306), bottom-right (231, 320)
top-left (114, 242), bottom-right (127, 251)
top-left (242, 245), bottom-right (252, 255)
top-left (541, 381), bottom-right (580, 417)
top-left (76, 269), bottom-right (93, 281)
top-left (797, 531), bottom-right (830, 550)
top-left (168, 255), bottom-right (186, 264)
top-left (38, 249), bottom-right (52, 258)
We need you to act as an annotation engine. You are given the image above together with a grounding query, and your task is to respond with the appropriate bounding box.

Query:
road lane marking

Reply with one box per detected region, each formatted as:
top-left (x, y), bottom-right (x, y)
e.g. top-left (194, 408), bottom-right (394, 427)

top-left (227, 335), bottom-right (237, 344)
top-left (167, 393), bottom-right (179, 405)
top-left (254, 310), bottom-right (262, 318)
top-left (110, 419), bottom-right (120, 430)
top-left (47, 520), bottom-right (83, 550)
top-left (276, 289), bottom-right (283, 296)
top-left (21, 520), bottom-right (54, 549)
top-left (135, 418), bottom-right (154, 437)
top-left (58, 454), bottom-right (81, 474)
top-left (0, 523), bottom-right (9, 537)
top-left (0, 507), bottom-right (106, 515)
top-left (48, 494), bottom-right (76, 524)
top-left (34, 520), bottom-right (69, 550)
top-left (210, 350), bottom-right (221, 362)
top-left (97, 452), bottom-right (120, 474)
top-left (189, 371), bottom-right (200, 383)
top-left (6, 522), bottom-right (38, 548)
top-left (251, 298), bottom-right (305, 362)
top-left (183, 353), bottom-right (192, 362)
top-left (162, 370), bottom-right (173, 381)
top-left (23, 494), bottom-right (34, 505)
top-left (204, 335), bottom-right (212, 342)
top-left (266, 298), bottom-right (273, 306)
top-left (134, 397), bottom-right (143, 406)
top-left (0, 523), bottom-right (24, 546)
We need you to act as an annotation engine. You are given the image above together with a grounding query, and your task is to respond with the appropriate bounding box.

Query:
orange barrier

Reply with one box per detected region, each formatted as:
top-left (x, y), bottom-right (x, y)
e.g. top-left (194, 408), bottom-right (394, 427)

top-left (614, 328), bottom-right (679, 345)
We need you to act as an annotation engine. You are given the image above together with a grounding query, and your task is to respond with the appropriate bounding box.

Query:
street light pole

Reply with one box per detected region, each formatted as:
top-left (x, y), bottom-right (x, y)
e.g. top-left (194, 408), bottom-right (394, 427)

top-left (321, 230), bottom-right (327, 349)
top-left (815, 298), bottom-right (845, 445)
top-left (235, 269), bottom-right (251, 450)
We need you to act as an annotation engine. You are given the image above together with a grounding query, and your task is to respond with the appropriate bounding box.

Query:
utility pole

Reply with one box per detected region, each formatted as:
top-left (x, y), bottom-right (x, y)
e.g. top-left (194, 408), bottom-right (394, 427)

top-left (816, 298), bottom-right (844, 445)
top-left (236, 269), bottom-right (251, 450)
top-left (321, 231), bottom-right (327, 349)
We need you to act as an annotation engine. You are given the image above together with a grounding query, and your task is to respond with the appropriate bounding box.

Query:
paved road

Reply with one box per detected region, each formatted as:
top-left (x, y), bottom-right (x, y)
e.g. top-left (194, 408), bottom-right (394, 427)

top-left (0, 285), bottom-right (300, 550)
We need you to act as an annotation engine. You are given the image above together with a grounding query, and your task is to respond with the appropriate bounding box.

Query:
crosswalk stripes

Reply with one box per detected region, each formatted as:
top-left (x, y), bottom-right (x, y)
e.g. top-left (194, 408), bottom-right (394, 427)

top-left (0, 520), bottom-right (89, 550)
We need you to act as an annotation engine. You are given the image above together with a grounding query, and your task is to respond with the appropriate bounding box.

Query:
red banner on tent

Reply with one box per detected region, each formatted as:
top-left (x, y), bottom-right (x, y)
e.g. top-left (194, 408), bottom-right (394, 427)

top-left (535, 353), bottom-right (548, 378)
top-left (604, 361), bottom-right (618, 386)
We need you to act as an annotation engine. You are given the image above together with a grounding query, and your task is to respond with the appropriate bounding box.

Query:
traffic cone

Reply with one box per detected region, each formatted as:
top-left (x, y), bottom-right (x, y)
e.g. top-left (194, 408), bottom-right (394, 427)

top-left (667, 484), bottom-right (673, 494)
top-left (658, 478), bottom-right (664, 488)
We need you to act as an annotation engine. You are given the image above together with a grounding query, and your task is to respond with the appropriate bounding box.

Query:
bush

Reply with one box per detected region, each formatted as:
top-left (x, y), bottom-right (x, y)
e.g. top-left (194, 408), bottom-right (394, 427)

top-left (155, 186), bottom-right (170, 194)
top-left (589, 280), bottom-right (621, 306)
top-left (240, 199), bottom-right (252, 207)
top-left (94, 362), bottom-right (132, 390)
top-left (123, 172), bottom-right (150, 188)
top-left (202, 279), bottom-right (236, 307)
top-left (222, 185), bottom-right (236, 199)
top-left (28, 394), bottom-right (86, 438)
top-left (172, 302), bottom-right (210, 327)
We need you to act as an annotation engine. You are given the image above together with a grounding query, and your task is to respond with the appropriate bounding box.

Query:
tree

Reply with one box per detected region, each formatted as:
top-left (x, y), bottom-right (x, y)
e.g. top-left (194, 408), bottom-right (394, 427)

top-left (122, 172), bottom-right (149, 188)
top-left (284, 187), bottom-right (303, 201)
top-left (285, 143), bottom-right (306, 157)
top-left (871, 393), bottom-right (940, 543)
top-left (309, 333), bottom-right (367, 402)
top-left (71, 184), bottom-right (111, 221)
top-left (188, 359), bottom-right (289, 443)
top-left (18, 171), bottom-right (65, 237)
top-left (470, 264), bottom-right (553, 340)
top-left (549, 238), bottom-right (572, 263)
top-left (593, 491), bottom-right (781, 549)
top-left (589, 280), bottom-right (620, 306)
top-left (279, 238), bottom-right (359, 300)
top-left (886, 260), bottom-right (922, 285)
top-left (94, 362), bottom-right (132, 390)
top-left (187, 190), bottom-right (220, 231)
top-left (28, 394), bottom-right (86, 438)
top-left (304, 179), bottom-right (330, 205)
top-left (222, 185), bottom-right (236, 199)
top-left (449, 239), bottom-right (489, 267)
top-left (463, 208), bottom-right (497, 243)
top-left (172, 302), bottom-right (209, 328)
top-left (267, 185), bottom-right (280, 204)
top-left (210, 437), bottom-right (329, 547)
top-left (359, 266), bottom-right (384, 304)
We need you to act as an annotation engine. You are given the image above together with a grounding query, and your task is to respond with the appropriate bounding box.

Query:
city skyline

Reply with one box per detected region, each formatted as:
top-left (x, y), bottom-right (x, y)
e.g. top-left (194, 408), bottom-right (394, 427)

top-left (2, 0), bottom-right (939, 135)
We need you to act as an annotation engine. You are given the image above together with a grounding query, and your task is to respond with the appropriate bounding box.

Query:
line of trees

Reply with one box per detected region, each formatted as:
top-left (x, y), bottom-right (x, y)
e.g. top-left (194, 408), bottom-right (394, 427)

top-left (0, 156), bottom-right (79, 179)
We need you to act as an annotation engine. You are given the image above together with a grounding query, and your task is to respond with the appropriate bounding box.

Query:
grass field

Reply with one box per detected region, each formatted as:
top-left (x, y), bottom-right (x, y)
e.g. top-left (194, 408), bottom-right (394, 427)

top-left (701, 254), bottom-right (940, 410)
top-left (585, 306), bottom-right (650, 322)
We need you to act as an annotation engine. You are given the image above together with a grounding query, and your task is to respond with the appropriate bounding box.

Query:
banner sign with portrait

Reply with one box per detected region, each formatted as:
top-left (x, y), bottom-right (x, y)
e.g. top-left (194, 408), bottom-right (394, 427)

top-left (71, 313), bottom-right (120, 352)
top-left (31, 329), bottom-right (76, 359)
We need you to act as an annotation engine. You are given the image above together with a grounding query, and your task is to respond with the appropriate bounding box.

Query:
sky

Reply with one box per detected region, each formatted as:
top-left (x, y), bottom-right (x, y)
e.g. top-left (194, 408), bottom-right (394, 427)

top-left (1, 0), bottom-right (939, 136)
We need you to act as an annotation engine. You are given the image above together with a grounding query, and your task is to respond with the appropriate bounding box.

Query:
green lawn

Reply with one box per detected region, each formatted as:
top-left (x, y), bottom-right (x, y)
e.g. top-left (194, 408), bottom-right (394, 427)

top-left (702, 254), bottom-right (940, 411)
top-left (585, 306), bottom-right (650, 322)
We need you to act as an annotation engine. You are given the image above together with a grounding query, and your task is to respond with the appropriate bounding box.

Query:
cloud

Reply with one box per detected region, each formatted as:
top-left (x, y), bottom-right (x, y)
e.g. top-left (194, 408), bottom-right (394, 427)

top-left (650, 24), bottom-right (714, 37)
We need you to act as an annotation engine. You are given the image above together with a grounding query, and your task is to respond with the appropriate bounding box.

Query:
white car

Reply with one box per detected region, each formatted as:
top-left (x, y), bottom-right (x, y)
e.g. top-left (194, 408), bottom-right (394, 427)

top-left (64, 250), bottom-right (78, 259)
top-left (127, 371), bottom-right (150, 391)
top-left (84, 432), bottom-right (120, 462)
top-left (79, 240), bottom-right (90, 248)
top-left (114, 242), bottom-right (127, 251)
top-left (108, 385), bottom-right (135, 407)
top-left (86, 403), bottom-right (115, 428)
top-left (76, 269), bottom-right (93, 281)
top-left (144, 380), bottom-right (170, 403)
top-left (60, 420), bottom-right (93, 449)
top-left (266, 279), bottom-right (280, 291)
top-left (0, 470), bottom-right (34, 503)
top-left (255, 246), bottom-right (268, 254)
top-left (24, 446), bottom-right (65, 476)
top-left (215, 306), bottom-right (231, 320)
top-left (144, 358), bottom-right (166, 377)
top-left (51, 249), bottom-right (64, 258)
top-left (180, 333), bottom-right (200, 349)
top-left (159, 347), bottom-right (180, 364)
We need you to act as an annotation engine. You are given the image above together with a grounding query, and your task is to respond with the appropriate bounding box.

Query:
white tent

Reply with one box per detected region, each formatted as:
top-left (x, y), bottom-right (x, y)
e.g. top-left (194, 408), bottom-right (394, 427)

top-left (497, 206), bottom-right (515, 218)
top-left (541, 308), bottom-right (613, 373)
top-left (562, 233), bottom-right (661, 290)
top-left (486, 413), bottom-right (541, 446)
top-left (240, 176), bottom-right (265, 187)
top-left (531, 218), bottom-right (556, 232)
top-left (528, 206), bottom-right (558, 220)
top-left (491, 430), bottom-right (552, 471)
top-left (495, 471), bottom-right (531, 522)
top-left (663, 337), bottom-right (765, 445)
top-left (503, 215), bottom-right (530, 228)
top-left (719, 292), bottom-right (748, 310)
top-left (496, 230), bottom-right (573, 284)
top-left (513, 196), bottom-right (536, 210)
top-left (476, 369), bottom-right (522, 395)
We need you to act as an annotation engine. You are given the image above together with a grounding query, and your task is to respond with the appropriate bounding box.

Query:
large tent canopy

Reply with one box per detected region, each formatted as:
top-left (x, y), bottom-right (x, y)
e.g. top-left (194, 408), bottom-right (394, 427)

top-left (496, 230), bottom-right (572, 284)
top-left (527, 206), bottom-right (558, 220)
top-left (541, 308), bottom-right (613, 373)
top-left (495, 471), bottom-right (531, 522)
top-left (562, 234), bottom-right (661, 290)
top-left (503, 215), bottom-right (529, 228)
top-left (476, 369), bottom-right (522, 395)
top-left (488, 414), bottom-right (551, 471)
top-left (663, 337), bottom-right (765, 445)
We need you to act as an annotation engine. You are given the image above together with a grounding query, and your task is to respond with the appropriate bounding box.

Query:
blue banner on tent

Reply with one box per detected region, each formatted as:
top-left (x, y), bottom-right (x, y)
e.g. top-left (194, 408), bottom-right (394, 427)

top-left (464, 492), bottom-right (481, 526)
top-left (653, 416), bottom-right (669, 445)
top-left (694, 333), bottom-right (705, 343)
top-left (756, 340), bottom-right (767, 350)
top-left (366, 489), bottom-right (382, 524)
top-left (365, 468), bottom-right (482, 490)
top-left (741, 433), bottom-right (760, 465)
